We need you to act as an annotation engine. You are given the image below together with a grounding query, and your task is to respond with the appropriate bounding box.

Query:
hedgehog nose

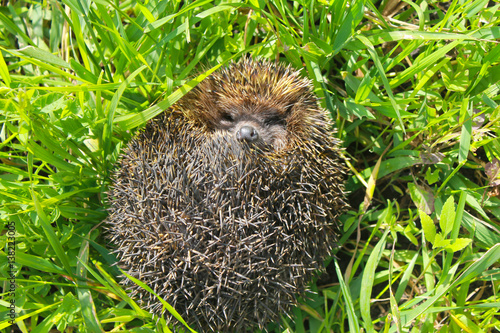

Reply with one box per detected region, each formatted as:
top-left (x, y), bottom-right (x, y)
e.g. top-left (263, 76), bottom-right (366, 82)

top-left (236, 125), bottom-right (259, 142)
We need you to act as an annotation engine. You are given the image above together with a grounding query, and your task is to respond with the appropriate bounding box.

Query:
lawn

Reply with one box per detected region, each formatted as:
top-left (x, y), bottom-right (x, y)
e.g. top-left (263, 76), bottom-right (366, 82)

top-left (0, 0), bottom-right (499, 332)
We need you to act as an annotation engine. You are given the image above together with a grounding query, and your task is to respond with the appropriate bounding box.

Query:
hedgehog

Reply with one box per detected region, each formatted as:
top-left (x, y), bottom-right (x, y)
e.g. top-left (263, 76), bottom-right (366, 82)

top-left (106, 57), bottom-right (347, 332)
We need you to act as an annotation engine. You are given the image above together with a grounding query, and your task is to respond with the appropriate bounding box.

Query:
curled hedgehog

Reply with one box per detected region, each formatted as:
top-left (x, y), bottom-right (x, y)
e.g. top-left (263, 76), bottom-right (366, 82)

top-left (106, 57), bottom-right (347, 332)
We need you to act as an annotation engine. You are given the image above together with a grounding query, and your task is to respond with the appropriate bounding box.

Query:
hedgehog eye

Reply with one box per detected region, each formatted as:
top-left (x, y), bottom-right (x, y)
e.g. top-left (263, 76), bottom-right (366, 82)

top-left (221, 113), bottom-right (234, 122)
top-left (264, 115), bottom-right (286, 127)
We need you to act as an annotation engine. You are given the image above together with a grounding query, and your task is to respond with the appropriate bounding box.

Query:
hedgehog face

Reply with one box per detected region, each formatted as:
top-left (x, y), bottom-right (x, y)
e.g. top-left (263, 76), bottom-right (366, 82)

top-left (179, 58), bottom-right (321, 151)
top-left (214, 104), bottom-right (289, 149)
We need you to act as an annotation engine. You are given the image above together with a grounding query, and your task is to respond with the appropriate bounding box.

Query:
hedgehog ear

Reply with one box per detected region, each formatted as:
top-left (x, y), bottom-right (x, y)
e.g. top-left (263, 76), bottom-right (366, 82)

top-left (178, 80), bottom-right (216, 127)
top-left (192, 79), bottom-right (218, 106)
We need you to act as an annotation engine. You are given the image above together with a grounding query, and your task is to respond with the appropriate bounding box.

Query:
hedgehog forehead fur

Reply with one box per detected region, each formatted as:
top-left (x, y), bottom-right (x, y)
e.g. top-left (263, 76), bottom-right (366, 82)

top-left (106, 57), bottom-right (348, 332)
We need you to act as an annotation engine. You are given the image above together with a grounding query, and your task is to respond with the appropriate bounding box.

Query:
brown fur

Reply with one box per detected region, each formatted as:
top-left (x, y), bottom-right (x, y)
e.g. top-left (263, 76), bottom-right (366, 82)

top-left (176, 57), bottom-right (327, 150)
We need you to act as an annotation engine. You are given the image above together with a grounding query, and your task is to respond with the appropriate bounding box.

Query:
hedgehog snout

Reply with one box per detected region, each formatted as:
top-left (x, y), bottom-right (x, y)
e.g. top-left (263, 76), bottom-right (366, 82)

top-left (236, 125), bottom-right (259, 142)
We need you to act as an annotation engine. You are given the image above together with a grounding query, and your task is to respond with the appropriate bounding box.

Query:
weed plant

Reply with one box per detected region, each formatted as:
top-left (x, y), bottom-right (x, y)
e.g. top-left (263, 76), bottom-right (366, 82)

top-left (0, 0), bottom-right (499, 332)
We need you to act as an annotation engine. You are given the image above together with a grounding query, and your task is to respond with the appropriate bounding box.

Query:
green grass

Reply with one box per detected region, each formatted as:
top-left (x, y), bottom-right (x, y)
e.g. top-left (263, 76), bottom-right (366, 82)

top-left (1, 0), bottom-right (500, 332)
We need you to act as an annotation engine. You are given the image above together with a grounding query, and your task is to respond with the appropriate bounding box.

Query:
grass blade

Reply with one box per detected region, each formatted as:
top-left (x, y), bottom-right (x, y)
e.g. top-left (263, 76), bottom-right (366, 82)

top-left (360, 229), bottom-right (390, 332)
top-left (334, 258), bottom-right (360, 333)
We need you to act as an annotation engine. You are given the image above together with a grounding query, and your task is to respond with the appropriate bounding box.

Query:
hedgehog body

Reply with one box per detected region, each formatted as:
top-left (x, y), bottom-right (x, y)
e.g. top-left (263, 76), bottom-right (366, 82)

top-left (106, 58), bottom-right (347, 332)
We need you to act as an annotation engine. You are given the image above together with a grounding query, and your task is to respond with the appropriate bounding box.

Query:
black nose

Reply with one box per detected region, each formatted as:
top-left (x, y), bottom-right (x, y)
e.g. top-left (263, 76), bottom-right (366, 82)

top-left (236, 125), bottom-right (259, 142)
